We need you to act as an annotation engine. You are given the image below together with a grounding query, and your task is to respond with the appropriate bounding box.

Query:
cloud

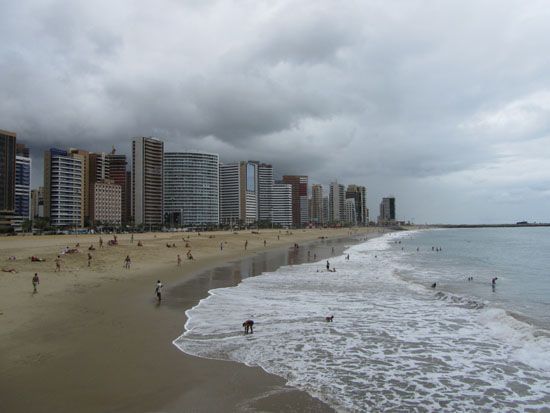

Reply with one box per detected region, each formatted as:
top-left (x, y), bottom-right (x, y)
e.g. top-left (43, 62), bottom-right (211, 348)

top-left (1, 0), bottom-right (550, 223)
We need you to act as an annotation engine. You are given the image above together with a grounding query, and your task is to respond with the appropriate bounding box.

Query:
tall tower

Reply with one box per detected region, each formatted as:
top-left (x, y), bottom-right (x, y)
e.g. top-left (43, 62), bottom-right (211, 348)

top-left (14, 144), bottom-right (31, 230)
top-left (310, 184), bottom-right (323, 225)
top-left (329, 181), bottom-right (345, 224)
top-left (44, 148), bottom-right (84, 227)
top-left (256, 163), bottom-right (273, 223)
top-left (282, 175), bottom-right (308, 227)
top-left (219, 161), bottom-right (259, 226)
top-left (106, 151), bottom-right (129, 224)
top-left (346, 185), bottom-right (367, 225)
top-left (0, 129), bottom-right (16, 230)
top-left (163, 151), bottom-right (219, 227)
top-left (132, 137), bottom-right (164, 227)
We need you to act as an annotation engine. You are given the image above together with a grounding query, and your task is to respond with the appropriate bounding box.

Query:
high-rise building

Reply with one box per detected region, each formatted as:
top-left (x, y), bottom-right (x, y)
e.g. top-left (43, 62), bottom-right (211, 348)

top-left (344, 198), bottom-right (357, 225)
top-left (164, 151), bottom-right (219, 227)
top-left (282, 175), bottom-right (308, 227)
top-left (322, 196), bottom-right (329, 225)
top-left (106, 151), bottom-right (129, 224)
top-left (256, 162), bottom-right (273, 223)
top-left (346, 185), bottom-right (367, 225)
top-left (13, 144), bottom-right (31, 230)
top-left (132, 137), bottom-right (164, 227)
top-left (378, 197), bottom-right (396, 224)
top-left (44, 148), bottom-right (84, 227)
top-left (329, 181), bottom-right (345, 224)
top-left (219, 161), bottom-right (258, 226)
top-left (272, 182), bottom-right (292, 228)
top-left (94, 179), bottom-right (122, 225)
top-left (31, 187), bottom-right (44, 219)
top-left (310, 184), bottom-right (323, 224)
top-left (0, 129), bottom-right (16, 230)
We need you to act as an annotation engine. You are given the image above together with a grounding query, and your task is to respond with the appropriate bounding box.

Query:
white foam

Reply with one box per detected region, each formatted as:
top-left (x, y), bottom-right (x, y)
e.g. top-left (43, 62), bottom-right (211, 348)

top-left (174, 232), bottom-right (550, 411)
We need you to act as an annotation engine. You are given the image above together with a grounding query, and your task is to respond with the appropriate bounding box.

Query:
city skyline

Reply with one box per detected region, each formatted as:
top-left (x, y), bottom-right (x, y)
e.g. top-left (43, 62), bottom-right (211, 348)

top-left (2, 1), bottom-right (550, 224)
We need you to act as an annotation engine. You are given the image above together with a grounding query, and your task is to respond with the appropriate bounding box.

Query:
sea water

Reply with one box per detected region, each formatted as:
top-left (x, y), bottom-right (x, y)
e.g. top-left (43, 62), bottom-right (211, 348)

top-left (173, 228), bottom-right (550, 412)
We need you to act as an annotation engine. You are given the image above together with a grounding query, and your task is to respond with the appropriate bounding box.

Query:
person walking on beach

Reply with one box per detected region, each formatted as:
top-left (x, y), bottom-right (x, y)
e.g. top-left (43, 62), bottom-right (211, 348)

top-left (243, 319), bottom-right (254, 334)
top-left (220, 242), bottom-right (223, 251)
top-left (87, 253), bottom-right (92, 267)
top-left (155, 280), bottom-right (163, 302)
top-left (244, 240), bottom-right (248, 250)
top-left (177, 254), bottom-right (181, 266)
top-left (32, 273), bottom-right (40, 293)
top-left (263, 240), bottom-right (266, 247)
top-left (124, 255), bottom-right (131, 269)
top-left (99, 237), bottom-right (103, 248)
top-left (55, 256), bottom-right (61, 272)
top-left (131, 233), bottom-right (134, 244)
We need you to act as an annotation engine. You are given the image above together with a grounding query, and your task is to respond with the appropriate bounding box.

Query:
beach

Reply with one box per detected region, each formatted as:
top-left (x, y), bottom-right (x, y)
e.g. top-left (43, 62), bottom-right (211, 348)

top-left (0, 227), bottom-right (381, 412)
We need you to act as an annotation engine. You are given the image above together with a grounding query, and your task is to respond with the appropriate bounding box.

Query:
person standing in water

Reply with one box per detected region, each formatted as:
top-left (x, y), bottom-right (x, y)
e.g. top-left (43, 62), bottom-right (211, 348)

top-left (326, 260), bottom-right (330, 271)
top-left (243, 319), bottom-right (254, 334)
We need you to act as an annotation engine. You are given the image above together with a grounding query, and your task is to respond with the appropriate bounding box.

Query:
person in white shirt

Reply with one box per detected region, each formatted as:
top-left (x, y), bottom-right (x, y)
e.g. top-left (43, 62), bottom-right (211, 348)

top-left (155, 280), bottom-right (163, 303)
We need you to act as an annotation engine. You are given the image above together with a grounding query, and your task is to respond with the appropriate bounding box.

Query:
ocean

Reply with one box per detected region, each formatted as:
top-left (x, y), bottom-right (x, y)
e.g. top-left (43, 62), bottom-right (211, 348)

top-left (173, 228), bottom-right (550, 412)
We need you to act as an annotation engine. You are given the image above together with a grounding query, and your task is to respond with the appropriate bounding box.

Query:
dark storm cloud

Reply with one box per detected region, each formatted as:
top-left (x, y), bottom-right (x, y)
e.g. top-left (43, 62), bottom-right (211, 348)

top-left (2, 0), bottom-right (550, 223)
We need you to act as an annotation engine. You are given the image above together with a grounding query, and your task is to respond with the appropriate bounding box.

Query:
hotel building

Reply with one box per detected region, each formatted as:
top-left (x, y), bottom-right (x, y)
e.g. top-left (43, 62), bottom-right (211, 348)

top-left (272, 182), bottom-right (292, 228)
top-left (0, 129), bottom-right (16, 230)
top-left (219, 161), bottom-right (259, 226)
top-left (93, 179), bottom-right (122, 225)
top-left (346, 185), bottom-right (368, 225)
top-left (44, 148), bottom-right (84, 227)
top-left (282, 175), bottom-right (308, 227)
top-left (310, 184), bottom-right (324, 225)
top-left (132, 137), bottom-right (164, 227)
top-left (329, 181), bottom-right (345, 224)
top-left (164, 151), bottom-right (219, 227)
top-left (14, 144), bottom-right (31, 230)
top-left (378, 197), bottom-right (396, 224)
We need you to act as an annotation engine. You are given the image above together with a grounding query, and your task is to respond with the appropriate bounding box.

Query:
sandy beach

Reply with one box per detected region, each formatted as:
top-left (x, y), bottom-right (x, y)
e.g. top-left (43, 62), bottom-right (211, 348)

top-left (0, 227), bottom-right (385, 412)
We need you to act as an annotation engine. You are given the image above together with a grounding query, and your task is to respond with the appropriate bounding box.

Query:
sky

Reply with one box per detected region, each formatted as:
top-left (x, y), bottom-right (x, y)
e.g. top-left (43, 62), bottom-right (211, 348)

top-left (1, 0), bottom-right (550, 224)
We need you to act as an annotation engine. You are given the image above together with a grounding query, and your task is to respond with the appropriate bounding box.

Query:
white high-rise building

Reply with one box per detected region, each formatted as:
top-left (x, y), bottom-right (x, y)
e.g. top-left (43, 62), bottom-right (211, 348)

top-left (44, 148), bottom-right (84, 227)
top-left (256, 163), bottom-right (273, 223)
top-left (94, 179), bottom-right (121, 225)
top-left (13, 152), bottom-right (31, 230)
top-left (164, 151), bottom-right (219, 227)
top-left (344, 198), bottom-right (357, 225)
top-left (132, 137), bottom-right (164, 227)
top-left (272, 183), bottom-right (292, 228)
top-left (329, 181), bottom-right (345, 223)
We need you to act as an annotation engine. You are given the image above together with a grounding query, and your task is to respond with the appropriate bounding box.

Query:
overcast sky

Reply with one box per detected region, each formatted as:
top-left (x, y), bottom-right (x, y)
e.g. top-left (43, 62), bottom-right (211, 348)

top-left (2, 0), bottom-right (550, 224)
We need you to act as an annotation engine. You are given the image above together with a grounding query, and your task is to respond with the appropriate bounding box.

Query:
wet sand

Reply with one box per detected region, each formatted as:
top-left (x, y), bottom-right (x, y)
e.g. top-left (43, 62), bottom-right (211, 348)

top-left (0, 228), bottom-right (385, 412)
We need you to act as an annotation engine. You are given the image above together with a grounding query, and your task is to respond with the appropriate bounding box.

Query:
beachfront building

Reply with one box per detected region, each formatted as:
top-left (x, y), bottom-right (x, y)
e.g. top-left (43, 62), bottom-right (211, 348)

top-left (106, 150), bottom-right (130, 224)
top-left (0, 129), bottom-right (16, 231)
top-left (310, 184), bottom-right (324, 225)
top-left (44, 148), bottom-right (84, 227)
top-left (282, 175), bottom-right (308, 227)
top-left (13, 144), bottom-right (31, 231)
top-left (346, 184), bottom-right (368, 225)
top-left (272, 182), bottom-right (292, 228)
top-left (344, 198), bottom-right (357, 225)
top-left (322, 196), bottom-right (329, 225)
top-left (219, 161), bottom-right (258, 226)
top-left (31, 187), bottom-right (44, 218)
top-left (329, 181), bottom-right (345, 224)
top-left (256, 162), bottom-right (273, 224)
top-left (132, 137), bottom-right (164, 227)
top-left (378, 196), bottom-right (396, 225)
top-left (93, 179), bottom-right (122, 225)
top-left (163, 151), bottom-right (219, 227)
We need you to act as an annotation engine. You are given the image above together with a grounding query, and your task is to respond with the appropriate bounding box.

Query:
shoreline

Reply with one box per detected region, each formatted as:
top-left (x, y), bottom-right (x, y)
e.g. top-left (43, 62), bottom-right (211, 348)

top-left (0, 228), bottom-right (390, 412)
